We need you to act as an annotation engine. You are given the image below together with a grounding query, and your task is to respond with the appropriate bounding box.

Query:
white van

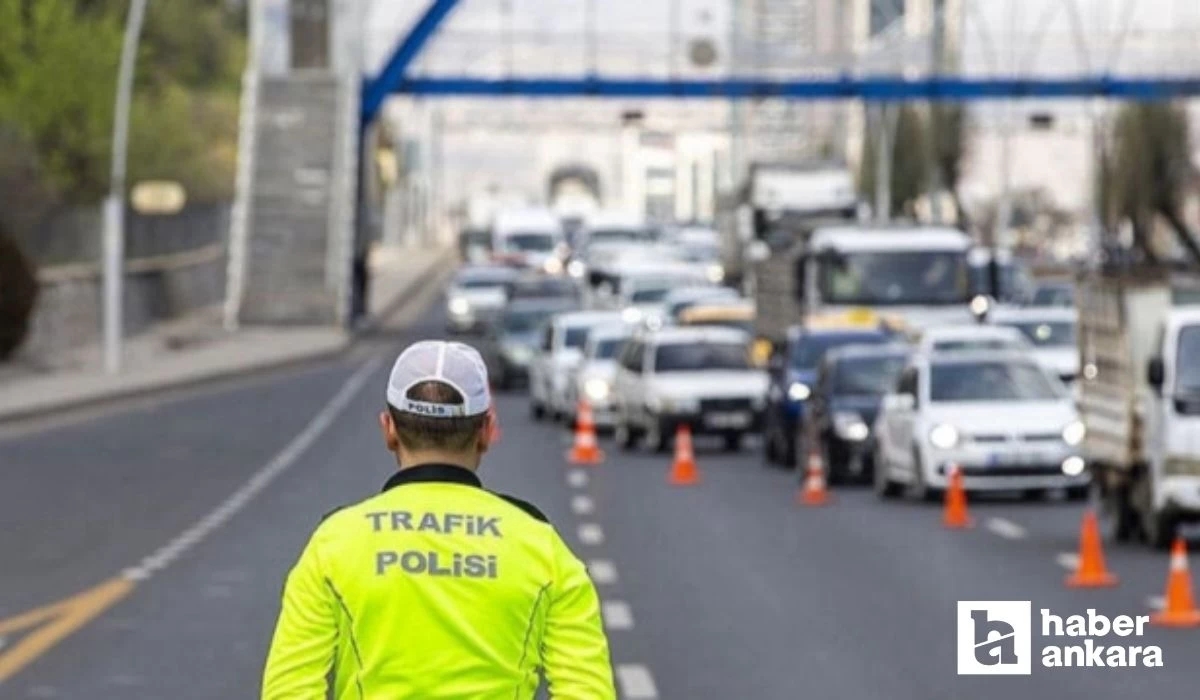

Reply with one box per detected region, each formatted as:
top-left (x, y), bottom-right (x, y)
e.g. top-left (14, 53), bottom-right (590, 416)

top-left (492, 208), bottom-right (566, 274)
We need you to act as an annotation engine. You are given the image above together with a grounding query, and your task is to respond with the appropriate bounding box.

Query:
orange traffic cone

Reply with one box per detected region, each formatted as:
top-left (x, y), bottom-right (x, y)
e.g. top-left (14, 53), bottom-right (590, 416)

top-left (942, 464), bottom-right (973, 529)
top-left (667, 425), bottom-right (700, 486)
top-left (1151, 537), bottom-right (1200, 627)
top-left (566, 400), bottom-right (604, 465)
top-left (797, 449), bottom-right (830, 506)
top-left (1065, 510), bottom-right (1118, 587)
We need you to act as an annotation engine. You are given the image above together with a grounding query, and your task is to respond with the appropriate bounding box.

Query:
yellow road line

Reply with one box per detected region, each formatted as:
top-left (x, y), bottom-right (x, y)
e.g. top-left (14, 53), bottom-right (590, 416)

top-left (0, 577), bottom-right (134, 684)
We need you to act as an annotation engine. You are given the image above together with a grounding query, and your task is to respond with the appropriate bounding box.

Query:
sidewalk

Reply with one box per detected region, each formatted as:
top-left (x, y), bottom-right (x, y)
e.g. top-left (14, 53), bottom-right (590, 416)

top-left (0, 245), bottom-right (454, 423)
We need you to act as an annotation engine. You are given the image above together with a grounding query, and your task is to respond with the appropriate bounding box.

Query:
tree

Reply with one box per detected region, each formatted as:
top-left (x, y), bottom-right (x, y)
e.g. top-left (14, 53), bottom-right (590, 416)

top-left (859, 105), bottom-right (930, 218)
top-left (1106, 102), bottom-right (1200, 265)
top-left (929, 104), bottom-right (969, 227)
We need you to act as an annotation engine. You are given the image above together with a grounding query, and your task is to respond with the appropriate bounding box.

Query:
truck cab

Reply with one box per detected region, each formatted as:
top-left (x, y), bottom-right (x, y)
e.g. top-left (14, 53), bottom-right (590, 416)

top-left (796, 226), bottom-right (974, 331)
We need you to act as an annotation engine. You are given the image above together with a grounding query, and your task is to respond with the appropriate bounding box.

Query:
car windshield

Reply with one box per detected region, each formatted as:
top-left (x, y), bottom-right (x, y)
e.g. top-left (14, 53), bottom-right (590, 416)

top-left (790, 333), bottom-right (887, 370)
top-left (592, 338), bottom-right (625, 360)
top-left (510, 279), bottom-right (576, 299)
top-left (587, 229), bottom-right (646, 247)
top-left (930, 361), bottom-right (1062, 402)
top-left (564, 327), bottom-right (589, 349)
top-left (502, 309), bottom-right (553, 333)
top-left (503, 233), bottom-right (556, 252)
top-left (655, 342), bottom-right (749, 372)
top-left (678, 243), bottom-right (720, 263)
top-left (1175, 326), bottom-right (1200, 394)
top-left (631, 287), bottom-right (671, 304)
top-left (1001, 321), bottom-right (1076, 348)
top-left (818, 250), bottom-right (969, 306)
top-left (1031, 284), bottom-right (1074, 307)
top-left (932, 338), bottom-right (1022, 352)
top-left (457, 275), bottom-right (509, 290)
top-left (968, 263), bottom-right (1032, 302)
top-left (833, 355), bottom-right (908, 396)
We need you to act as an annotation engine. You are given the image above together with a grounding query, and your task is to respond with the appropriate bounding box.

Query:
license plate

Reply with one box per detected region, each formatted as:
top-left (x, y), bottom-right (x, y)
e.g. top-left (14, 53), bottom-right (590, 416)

top-left (706, 412), bottom-right (750, 428)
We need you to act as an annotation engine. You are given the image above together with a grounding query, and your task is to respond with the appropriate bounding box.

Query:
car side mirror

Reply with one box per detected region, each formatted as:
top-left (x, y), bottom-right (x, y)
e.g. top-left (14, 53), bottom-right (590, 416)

top-left (884, 393), bottom-right (915, 412)
top-left (1147, 357), bottom-right (1165, 391)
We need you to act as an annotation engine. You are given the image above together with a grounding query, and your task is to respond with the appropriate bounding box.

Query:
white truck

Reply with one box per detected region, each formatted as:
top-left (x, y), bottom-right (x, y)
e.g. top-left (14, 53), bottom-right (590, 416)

top-left (1077, 271), bottom-right (1200, 547)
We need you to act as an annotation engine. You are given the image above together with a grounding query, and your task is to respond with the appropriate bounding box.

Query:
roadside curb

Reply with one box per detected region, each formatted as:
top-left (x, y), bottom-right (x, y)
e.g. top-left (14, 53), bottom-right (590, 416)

top-left (0, 247), bottom-right (455, 426)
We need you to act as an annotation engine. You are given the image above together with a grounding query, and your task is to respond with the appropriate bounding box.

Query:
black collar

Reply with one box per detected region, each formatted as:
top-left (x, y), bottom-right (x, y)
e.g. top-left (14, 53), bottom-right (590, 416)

top-left (381, 463), bottom-right (482, 492)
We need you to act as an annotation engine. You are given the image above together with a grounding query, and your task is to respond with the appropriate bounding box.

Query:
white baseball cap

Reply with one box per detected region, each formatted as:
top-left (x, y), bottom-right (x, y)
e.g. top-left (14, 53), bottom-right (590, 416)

top-left (386, 341), bottom-right (491, 418)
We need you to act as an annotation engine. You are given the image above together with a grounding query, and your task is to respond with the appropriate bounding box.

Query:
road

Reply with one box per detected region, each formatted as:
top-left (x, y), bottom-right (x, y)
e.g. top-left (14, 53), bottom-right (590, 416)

top-left (2, 289), bottom-right (1200, 698)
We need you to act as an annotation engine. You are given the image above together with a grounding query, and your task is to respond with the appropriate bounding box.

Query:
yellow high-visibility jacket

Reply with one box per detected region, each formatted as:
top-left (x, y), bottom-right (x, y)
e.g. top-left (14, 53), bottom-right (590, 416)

top-left (262, 463), bottom-right (615, 699)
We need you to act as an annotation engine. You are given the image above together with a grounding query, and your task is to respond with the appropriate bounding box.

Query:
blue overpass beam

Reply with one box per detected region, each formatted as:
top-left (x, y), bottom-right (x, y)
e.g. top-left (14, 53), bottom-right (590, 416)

top-left (362, 0), bottom-right (461, 124)
top-left (389, 75), bottom-right (1200, 101)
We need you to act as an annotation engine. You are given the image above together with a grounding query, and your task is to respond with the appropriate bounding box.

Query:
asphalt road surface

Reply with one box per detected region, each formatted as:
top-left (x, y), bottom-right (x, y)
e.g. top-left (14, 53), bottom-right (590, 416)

top-left (2, 291), bottom-right (1200, 698)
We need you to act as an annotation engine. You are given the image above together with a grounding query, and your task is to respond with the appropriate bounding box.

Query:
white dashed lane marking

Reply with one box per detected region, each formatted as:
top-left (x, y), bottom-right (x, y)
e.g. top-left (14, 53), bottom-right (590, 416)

top-left (567, 470), bottom-right (589, 488)
top-left (602, 601), bottom-right (635, 630)
top-left (1146, 595), bottom-right (1165, 611)
top-left (578, 523), bottom-right (605, 545)
top-left (571, 495), bottom-right (595, 515)
top-left (985, 517), bottom-right (1027, 540)
top-left (1056, 552), bottom-right (1080, 571)
top-left (616, 664), bottom-right (659, 698)
top-left (588, 559), bottom-right (618, 585)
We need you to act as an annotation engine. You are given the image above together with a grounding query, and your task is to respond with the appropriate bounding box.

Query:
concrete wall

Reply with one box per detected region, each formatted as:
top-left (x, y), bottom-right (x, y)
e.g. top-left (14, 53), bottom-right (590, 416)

top-left (18, 204), bottom-right (230, 361)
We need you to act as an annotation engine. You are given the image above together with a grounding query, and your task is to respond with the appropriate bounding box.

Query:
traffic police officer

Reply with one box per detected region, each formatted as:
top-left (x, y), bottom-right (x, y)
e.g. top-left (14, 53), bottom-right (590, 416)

top-left (262, 341), bottom-right (615, 698)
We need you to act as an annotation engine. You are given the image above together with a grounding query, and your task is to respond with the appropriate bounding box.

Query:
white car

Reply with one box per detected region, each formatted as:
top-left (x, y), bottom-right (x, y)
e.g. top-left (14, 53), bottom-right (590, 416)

top-left (612, 326), bottom-right (769, 452)
top-left (492, 207), bottom-right (566, 273)
top-left (990, 307), bottom-right (1079, 384)
top-left (873, 350), bottom-right (1089, 500)
top-left (914, 324), bottom-right (1031, 356)
top-left (444, 265), bottom-right (519, 333)
top-left (563, 323), bottom-right (633, 428)
top-left (609, 265), bottom-right (713, 325)
top-left (529, 310), bottom-right (624, 421)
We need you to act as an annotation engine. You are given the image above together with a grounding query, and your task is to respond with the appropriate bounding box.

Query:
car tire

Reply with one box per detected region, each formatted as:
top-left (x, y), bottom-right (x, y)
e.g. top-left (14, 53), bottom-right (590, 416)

top-left (824, 442), bottom-right (844, 486)
top-left (911, 450), bottom-right (942, 503)
top-left (644, 420), bottom-right (669, 454)
top-left (723, 432), bottom-right (743, 452)
top-left (615, 417), bottom-right (639, 450)
top-left (874, 447), bottom-right (902, 500)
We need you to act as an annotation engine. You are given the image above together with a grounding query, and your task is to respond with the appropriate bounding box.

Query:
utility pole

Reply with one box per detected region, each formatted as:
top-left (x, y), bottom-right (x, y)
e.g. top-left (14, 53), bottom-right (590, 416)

top-left (102, 0), bottom-right (150, 375)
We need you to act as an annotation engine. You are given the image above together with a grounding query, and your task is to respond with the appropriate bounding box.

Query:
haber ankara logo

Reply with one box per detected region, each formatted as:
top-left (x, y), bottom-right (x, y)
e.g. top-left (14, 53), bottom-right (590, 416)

top-left (957, 601), bottom-right (1032, 675)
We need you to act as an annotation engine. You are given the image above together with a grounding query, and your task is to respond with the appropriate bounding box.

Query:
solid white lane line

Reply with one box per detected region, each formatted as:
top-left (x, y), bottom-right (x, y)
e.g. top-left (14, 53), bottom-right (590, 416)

top-left (616, 664), bottom-right (659, 699)
top-left (567, 470), bottom-right (589, 488)
top-left (122, 356), bottom-right (383, 581)
top-left (588, 559), bottom-right (619, 585)
top-left (1146, 595), bottom-right (1165, 611)
top-left (985, 517), bottom-right (1027, 540)
top-left (578, 523), bottom-right (605, 545)
top-left (602, 601), bottom-right (635, 630)
top-left (1056, 552), bottom-right (1080, 571)
top-left (571, 495), bottom-right (595, 515)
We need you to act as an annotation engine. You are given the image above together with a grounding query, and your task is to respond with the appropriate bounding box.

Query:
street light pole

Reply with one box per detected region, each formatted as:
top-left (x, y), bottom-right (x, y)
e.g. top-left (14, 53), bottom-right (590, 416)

top-left (102, 0), bottom-right (149, 375)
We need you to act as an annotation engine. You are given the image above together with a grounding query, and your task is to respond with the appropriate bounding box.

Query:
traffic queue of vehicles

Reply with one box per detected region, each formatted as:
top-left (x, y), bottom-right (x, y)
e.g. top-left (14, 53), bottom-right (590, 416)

top-left (454, 198), bottom-right (1200, 548)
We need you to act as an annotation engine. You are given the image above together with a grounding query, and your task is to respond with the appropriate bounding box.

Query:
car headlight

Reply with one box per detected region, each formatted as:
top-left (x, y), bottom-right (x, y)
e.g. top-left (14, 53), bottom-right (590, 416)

top-left (833, 411), bottom-right (870, 442)
top-left (567, 260), bottom-right (586, 279)
top-left (502, 343), bottom-right (533, 364)
top-left (928, 423), bottom-right (960, 450)
top-left (1061, 455), bottom-right (1086, 476)
top-left (1062, 420), bottom-right (1086, 447)
top-left (706, 264), bottom-right (725, 283)
top-left (584, 378), bottom-right (610, 402)
top-left (622, 307), bottom-right (643, 324)
top-left (449, 298), bottom-right (471, 316)
top-left (788, 382), bottom-right (811, 402)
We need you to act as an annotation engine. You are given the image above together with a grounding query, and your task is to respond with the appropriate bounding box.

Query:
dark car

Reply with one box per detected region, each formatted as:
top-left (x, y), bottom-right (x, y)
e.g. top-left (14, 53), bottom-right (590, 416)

top-left (805, 345), bottom-right (909, 484)
top-left (480, 298), bottom-right (578, 390)
top-left (505, 274), bottom-right (581, 304)
top-left (762, 326), bottom-right (894, 468)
